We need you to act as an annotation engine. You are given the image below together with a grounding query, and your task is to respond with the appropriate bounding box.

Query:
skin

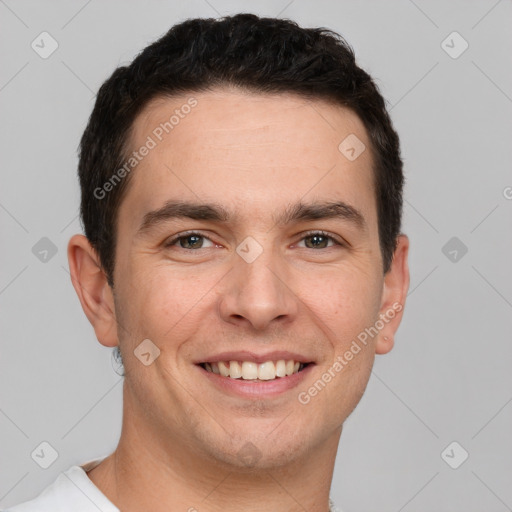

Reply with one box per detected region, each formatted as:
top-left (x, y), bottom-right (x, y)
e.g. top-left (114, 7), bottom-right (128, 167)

top-left (68, 88), bottom-right (409, 512)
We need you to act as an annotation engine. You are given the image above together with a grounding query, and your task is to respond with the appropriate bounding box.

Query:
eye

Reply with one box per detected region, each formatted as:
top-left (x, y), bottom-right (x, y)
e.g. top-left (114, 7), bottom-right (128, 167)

top-left (296, 231), bottom-right (343, 249)
top-left (165, 232), bottom-right (216, 250)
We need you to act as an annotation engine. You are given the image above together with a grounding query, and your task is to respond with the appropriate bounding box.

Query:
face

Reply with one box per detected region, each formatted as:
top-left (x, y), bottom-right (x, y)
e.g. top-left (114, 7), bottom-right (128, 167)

top-left (71, 88), bottom-right (409, 470)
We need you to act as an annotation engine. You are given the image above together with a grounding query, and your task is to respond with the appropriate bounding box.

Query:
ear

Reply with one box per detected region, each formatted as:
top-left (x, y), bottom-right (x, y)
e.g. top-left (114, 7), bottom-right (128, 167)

top-left (67, 234), bottom-right (118, 348)
top-left (375, 234), bottom-right (410, 355)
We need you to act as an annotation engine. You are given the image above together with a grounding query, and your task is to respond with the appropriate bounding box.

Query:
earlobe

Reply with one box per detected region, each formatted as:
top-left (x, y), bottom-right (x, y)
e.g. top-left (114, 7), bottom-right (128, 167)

top-left (67, 234), bottom-right (118, 348)
top-left (375, 335), bottom-right (394, 355)
top-left (375, 234), bottom-right (410, 355)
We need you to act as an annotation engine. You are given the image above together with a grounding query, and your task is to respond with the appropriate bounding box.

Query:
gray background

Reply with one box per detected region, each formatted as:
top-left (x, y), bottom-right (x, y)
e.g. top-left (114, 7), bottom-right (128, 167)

top-left (1, 0), bottom-right (511, 510)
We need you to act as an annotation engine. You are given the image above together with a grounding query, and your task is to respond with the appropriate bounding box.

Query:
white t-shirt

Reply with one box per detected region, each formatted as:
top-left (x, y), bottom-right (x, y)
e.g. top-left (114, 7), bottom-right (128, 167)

top-left (4, 456), bottom-right (119, 512)
top-left (4, 456), bottom-right (341, 511)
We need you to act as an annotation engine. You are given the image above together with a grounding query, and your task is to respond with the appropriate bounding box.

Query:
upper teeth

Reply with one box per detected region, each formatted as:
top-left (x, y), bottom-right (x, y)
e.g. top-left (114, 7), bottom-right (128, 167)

top-left (204, 360), bottom-right (304, 380)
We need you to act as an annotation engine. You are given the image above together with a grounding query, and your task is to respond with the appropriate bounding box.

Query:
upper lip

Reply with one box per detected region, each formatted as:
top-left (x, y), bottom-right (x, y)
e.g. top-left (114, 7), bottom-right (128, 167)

top-left (195, 351), bottom-right (314, 365)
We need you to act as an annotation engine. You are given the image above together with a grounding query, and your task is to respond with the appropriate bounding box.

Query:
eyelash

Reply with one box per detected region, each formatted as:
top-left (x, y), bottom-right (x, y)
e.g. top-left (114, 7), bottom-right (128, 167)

top-left (164, 230), bottom-right (344, 250)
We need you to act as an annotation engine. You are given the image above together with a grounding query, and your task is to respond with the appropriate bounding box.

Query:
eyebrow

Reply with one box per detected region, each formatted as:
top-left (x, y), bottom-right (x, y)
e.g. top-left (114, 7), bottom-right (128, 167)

top-left (137, 199), bottom-right (367, 235)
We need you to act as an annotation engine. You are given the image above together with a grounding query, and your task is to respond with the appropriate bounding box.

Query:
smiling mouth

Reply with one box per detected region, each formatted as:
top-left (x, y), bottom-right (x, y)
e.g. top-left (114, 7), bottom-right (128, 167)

top-left (199, 360), bottom-right (311, 381)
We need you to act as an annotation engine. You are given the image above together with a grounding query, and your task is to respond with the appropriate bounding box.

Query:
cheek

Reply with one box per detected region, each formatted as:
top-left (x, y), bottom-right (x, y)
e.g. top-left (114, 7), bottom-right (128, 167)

top-left (302, 264), bottom-right (383, 337)
top-left (116, 264), bottom-right (219, 346)
top-left (323, 269), bottom-right (381, 398)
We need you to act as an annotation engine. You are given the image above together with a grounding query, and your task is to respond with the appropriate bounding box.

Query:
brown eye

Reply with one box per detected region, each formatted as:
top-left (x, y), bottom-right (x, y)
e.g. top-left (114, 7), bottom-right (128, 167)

top-left (166, 232), bottom-right (215, 249)
top-left (298, 231), bottom-right (341, 249)
top-left (178, 234), bottom-right (204, 249)
top-left (304, 234), bottom-right (330, 249)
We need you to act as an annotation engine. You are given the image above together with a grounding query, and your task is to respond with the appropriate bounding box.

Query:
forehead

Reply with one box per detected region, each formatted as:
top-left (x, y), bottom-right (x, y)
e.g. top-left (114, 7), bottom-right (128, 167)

top-left (120, 88), bottom-right (377, 232)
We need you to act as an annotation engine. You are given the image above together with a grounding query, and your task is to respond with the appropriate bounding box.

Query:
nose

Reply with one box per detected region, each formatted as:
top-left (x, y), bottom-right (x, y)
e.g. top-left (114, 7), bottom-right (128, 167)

top-left (218, 246), bottom-right (298, 332)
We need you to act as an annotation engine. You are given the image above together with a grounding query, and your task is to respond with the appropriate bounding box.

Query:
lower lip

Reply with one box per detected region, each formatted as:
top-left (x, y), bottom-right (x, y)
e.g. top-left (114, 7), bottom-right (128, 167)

top-left (197, 364), bottom-right (315, 399)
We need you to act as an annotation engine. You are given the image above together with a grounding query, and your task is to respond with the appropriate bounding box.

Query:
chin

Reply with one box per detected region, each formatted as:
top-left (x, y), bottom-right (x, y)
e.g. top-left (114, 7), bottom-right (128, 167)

top-left (197, 423), bottom-right (320, 471)
top-left (210, 443), bottom-right (304, 471)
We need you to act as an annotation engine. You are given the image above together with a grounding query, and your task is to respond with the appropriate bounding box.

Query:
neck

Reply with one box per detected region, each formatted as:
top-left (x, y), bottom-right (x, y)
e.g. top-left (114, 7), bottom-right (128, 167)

top-left (88, 384), bottom-right (341, 512)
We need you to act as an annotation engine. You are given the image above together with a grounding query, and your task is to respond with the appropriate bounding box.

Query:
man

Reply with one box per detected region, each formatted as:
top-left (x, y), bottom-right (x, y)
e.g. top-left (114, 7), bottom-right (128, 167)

top-left (7, 13), bottom-right (409, 512)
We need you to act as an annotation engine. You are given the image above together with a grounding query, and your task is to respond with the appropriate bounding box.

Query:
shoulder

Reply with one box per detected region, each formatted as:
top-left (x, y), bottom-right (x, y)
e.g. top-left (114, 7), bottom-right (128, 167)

top-left (4, 459), bottom-right (118, 512)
